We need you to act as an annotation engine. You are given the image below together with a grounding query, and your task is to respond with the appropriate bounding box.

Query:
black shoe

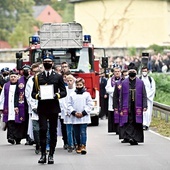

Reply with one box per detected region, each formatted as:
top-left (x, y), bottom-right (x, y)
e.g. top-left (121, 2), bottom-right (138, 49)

top-left (143, 125), bottom-right (147, 130)
top-left (121, 139), bottom-right (129, 143)
top-left (25, 139), bottom-right (35, 145)
top-left (38, 154), bottom-right (46, 164)
top-left (129, 139), bottom-right (138, 145)
top-left (63, 144), bottom-right (68, 150)
top-left (35, 144), bottom-right (40, 154)
top-left (8, 138), bottom-right (15, 145)
top-left (48, 155), bottom-right (54, 164)
top-left (15, 139), bottom-right (21, 145)
top-left (67, 146), bottom-right (74, 153)
top-left (145, 126), bottom-right (149, 130)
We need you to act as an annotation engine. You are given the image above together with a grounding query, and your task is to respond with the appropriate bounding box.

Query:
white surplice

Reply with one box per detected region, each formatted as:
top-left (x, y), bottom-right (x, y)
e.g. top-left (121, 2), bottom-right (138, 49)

top-left (141, 75), bottom-right (156, 127)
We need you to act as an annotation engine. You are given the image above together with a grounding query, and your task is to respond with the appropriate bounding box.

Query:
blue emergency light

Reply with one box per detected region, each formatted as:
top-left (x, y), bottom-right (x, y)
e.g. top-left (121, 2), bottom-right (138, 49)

top-left (84, 35), bottom-right (91, 43)
top-left (31, 35), bottom-right (40, 44)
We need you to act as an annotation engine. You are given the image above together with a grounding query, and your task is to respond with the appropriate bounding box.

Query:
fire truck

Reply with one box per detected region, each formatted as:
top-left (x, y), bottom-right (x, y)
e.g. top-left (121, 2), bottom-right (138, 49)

top-left (16, 22), bottom-right (100, 126)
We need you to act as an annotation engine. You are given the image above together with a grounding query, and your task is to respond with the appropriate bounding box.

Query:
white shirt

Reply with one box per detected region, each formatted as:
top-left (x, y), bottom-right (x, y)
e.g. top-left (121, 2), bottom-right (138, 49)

top-left (0, 84), bottom-right (16, 121)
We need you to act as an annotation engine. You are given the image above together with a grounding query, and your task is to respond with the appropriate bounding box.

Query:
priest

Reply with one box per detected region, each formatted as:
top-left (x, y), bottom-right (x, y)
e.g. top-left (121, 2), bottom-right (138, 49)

top-left (119, 62), bottom-right (147, 145)
top-left (0, 71), bottom-right (26, 144)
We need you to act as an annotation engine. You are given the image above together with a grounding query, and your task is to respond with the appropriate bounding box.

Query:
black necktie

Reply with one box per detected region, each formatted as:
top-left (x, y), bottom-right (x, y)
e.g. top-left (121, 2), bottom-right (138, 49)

top-left (47, 72), bottom-right (50, 78)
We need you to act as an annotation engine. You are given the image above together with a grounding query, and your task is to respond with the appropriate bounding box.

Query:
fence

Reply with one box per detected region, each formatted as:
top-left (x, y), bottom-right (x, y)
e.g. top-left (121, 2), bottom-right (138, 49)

top-left (153, 101), bottom-right (170, 122)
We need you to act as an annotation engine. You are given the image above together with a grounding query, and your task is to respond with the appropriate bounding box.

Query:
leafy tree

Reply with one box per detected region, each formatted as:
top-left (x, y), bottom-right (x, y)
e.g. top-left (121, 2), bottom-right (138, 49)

top-left (152, 73), bottom-right (170, 105)
top-left (0, 0), bottom-right (36, 46)
top-left (51, 0), bottom-right (74, 22)
top-left (34, 0), bottom-right (52, 5)
top-left (147, 44), bottom-right (170, 54)
top-left (127, 47), bottom-right (137, 56)
top-left (8, 13), bottom-right (40, 48)
top-left (62, 2), bottom-right (74, 22)
top-left (0, 0), bottom-right (74, 47)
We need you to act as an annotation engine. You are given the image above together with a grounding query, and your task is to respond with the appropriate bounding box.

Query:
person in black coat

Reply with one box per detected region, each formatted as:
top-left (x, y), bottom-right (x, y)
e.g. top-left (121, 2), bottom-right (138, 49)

top-left (99, 72), bottom-right (108, 119)
top-left (32, 55), bottom-right (67, 164)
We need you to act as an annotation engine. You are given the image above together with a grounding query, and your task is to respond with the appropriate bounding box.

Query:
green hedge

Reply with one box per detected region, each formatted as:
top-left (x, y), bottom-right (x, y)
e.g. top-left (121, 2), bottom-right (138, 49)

top-left (149, 73), bottom-right (170, 105)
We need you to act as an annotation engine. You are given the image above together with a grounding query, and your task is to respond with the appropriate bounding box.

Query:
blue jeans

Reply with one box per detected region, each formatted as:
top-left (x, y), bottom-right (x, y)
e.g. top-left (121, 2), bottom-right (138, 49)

top-left (66, 124), bottom-right (77, 147)
top-left (32, 120), bottom-right (40, 146)
top-left (73, 124), bottom-right (87, 146)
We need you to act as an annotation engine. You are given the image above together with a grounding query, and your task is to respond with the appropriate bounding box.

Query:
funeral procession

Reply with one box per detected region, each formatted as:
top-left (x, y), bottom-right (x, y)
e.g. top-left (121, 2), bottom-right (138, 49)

top-left (0, 0), bottom-right (170, 169)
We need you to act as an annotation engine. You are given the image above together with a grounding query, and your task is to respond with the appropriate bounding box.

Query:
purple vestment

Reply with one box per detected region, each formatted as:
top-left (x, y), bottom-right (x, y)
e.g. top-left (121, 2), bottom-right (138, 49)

top-left (16, 76), bottom-right (26, 122)
top-left (3, 81), bottom-right (25, 123)
top-left (114, 80), bottom-right (122, 123)
top-left (120, 78), bottom-right (143, 126)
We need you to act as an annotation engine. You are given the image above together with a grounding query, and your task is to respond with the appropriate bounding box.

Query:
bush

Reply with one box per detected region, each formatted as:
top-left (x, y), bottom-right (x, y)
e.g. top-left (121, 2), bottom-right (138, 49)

top-left (150, 73), bottom-right (170, 105)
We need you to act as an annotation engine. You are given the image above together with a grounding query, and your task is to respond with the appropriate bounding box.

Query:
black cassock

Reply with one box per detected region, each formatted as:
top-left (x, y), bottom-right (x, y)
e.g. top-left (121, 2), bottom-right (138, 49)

top-left (119, 78), bottom-right (147, 143)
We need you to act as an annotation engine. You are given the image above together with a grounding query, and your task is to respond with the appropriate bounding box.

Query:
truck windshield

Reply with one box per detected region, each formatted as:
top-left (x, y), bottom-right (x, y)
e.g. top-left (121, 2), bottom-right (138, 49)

top-left (77, 48), bottom-right (91, 73)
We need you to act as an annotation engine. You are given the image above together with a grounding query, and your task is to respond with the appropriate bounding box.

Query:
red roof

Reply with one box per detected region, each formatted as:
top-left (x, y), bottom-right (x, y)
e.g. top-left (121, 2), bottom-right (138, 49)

top-left (35, 5), bottom-right (62, 23)
top-left (0, 41), bottom-right (11, 49)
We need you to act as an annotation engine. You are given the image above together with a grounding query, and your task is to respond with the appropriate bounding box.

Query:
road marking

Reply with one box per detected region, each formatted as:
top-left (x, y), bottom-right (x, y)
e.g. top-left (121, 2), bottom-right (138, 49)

top-left (149, 130), bottom-right (170, 140)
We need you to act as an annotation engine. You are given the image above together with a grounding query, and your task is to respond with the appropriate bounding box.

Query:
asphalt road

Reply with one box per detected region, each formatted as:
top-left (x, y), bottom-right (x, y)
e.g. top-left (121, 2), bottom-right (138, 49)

top-left (0, 119), bottom-right (170, 170)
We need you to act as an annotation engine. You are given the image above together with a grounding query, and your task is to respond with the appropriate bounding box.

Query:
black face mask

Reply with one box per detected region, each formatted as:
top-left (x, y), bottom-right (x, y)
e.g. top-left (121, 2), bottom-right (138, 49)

top-left (23, 70), bottom-right (29, 77)
top-left (3, 73), bottom-right (8, 77)
top-left (76, 87), bottom-right (84, 91)
top-left (75, 87), bottom-right (85, 94)
top-left (129, 72), bottom-right (136, 78)
top-left (43, 63), bottom-right (52, 70)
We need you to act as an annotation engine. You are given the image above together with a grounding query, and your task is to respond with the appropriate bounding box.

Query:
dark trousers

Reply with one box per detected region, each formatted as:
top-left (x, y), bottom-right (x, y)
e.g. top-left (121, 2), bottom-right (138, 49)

top-left (39, 112), bottom-right (58, 155)
top-left (60, 118), bottom-right (68, 145)
top-left (99, 96), bottom-right (108, 118)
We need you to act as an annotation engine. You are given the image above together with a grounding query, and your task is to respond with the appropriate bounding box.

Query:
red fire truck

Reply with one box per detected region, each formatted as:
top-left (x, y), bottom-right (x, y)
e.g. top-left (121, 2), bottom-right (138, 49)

top-left (16, 22), bottom-right (100, 126)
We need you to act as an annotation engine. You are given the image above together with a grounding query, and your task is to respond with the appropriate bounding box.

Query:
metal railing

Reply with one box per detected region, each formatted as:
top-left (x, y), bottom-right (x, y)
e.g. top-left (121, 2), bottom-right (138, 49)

top-left (153, 101), bottom-right (170, 122)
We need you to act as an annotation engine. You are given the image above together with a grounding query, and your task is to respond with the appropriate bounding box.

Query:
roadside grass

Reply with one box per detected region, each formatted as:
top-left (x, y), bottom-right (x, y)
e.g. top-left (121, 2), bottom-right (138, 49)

top-left (150, 115), bottom-right (170, 137)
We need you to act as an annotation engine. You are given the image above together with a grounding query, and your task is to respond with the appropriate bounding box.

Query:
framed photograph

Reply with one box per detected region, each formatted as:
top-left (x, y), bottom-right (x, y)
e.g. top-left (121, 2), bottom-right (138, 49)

top-left (40, 85), bottom-right (54, 100)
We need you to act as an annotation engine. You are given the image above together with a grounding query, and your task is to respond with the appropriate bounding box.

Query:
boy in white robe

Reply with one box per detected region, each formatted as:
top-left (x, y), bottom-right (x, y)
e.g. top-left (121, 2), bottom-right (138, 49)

top-left (61, 75), bottom-right (76, 152)
top-left (68, 77), bottom-right (93, 154)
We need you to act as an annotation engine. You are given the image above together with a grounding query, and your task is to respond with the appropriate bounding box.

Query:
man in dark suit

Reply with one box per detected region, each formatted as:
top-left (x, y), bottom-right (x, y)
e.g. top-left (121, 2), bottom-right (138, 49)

top-left (32, 55), bottom-right (67, 164)
top-left (99, 72), bottom-right (108, 119)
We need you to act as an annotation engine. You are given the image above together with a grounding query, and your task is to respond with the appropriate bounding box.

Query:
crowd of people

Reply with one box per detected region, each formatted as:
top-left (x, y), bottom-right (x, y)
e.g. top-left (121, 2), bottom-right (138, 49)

top-left (106, 53), bottom-right (170, 74)
top-left (0, 56), bottom-right (93, 165)
top-left (99, 59), bottom-right (156, 145)
top-left (0, 52), bottom-right (162, 164)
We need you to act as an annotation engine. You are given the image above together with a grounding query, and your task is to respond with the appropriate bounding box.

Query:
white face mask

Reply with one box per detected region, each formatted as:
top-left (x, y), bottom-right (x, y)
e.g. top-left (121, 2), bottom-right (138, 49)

top-left (124, 75), bottom-right (129, 79)
top-left (142, 72), bottom-right (147, 77)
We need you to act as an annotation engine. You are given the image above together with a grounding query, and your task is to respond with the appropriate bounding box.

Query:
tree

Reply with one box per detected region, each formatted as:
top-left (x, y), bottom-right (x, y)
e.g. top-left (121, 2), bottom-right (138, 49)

top-left (8, 13), bottom-right (40, 48)
top-left (0, 0), bottom-right (74, 47)
top-left (51, 0), bottom-right (74, 22)
top-left (0, 0), bottom-right (36, 47)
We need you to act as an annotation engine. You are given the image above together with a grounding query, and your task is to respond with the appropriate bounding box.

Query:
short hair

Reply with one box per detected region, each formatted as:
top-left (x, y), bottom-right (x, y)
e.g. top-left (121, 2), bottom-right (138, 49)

top-left (61, 61), bottom-right (68, 65)
top-left (141, 66), bottom-right (148, 70)
top-left (62, 70), bottom-right (72, 76)
top-left (75, 77), bottom-right (85, 85)
top-left (31, 62), bottom-right (40, 71)
top-left (121, 69), bottom-right (128, 74)
top-left (66, 74), bottom-right (75, 81)
top-left (54, 65), bottom-right (61, 69)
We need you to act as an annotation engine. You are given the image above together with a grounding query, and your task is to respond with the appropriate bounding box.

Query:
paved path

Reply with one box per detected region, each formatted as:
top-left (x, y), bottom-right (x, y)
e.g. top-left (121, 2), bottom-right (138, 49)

top-left (0, 119), bottom-right (170, 170)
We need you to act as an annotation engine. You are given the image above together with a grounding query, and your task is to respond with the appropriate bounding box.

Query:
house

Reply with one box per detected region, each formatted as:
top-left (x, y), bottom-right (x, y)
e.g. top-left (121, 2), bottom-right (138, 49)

top-left (69, 0), bottom-right (170, 48)
top-left (33, 5), bottom-right (62, 23)
top-left (0, 41), bottom-right (11, 49)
